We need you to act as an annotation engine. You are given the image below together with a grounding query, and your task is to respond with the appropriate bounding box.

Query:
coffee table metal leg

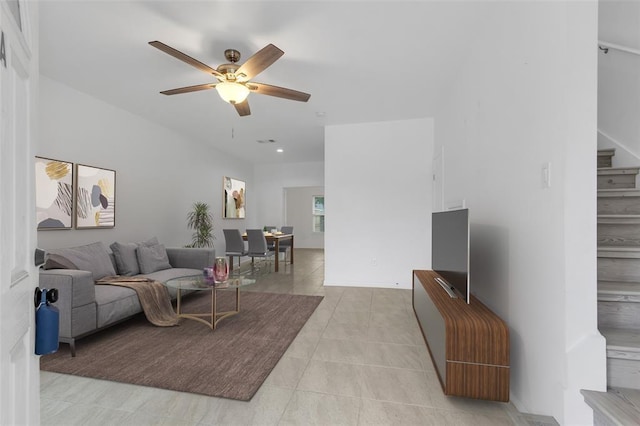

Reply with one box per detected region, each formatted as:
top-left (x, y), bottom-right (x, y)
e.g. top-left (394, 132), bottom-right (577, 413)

top-left (175, 286), bottom-right (244, 330)
top-left (212, 287), bottom-right (217, 329)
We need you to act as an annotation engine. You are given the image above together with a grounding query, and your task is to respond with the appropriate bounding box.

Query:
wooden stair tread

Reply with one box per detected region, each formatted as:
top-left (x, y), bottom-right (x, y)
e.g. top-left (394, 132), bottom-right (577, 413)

top-left (600, 327), bottom-right (640, 352)
top-left (599, 281), bottom-right (640, 293)
top-left (598, 214), bottom-right (640, 224)
top-left (598, 167), bottom-right (640, 175)
top-left (598, 149), bottom-right (616, 168)
top-left (581, 388), bottom-right (640, 425)
top-left (598, 246), bottom-right (640, 258)
top-left (598, 188), bottom-right (640, 197)
top-left (599, 281), bottom-right (640, 302)
top-left (599, 279), bottom-right (640, 288)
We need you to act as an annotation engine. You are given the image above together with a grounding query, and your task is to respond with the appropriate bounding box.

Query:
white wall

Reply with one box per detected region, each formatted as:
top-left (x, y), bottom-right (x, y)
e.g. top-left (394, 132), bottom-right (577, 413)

top-left (325, 118), bottom-right (433, 289)
top-left (253, 161), bottom-right (324, 232)
top-left (37, 76), bottom-right (253, 253)
top-left (434, 2), bottom-right (604, 425)
top-left (598, 1), bottom-right (640, 165)
top-left (285, 186), bottom-right (324, 249)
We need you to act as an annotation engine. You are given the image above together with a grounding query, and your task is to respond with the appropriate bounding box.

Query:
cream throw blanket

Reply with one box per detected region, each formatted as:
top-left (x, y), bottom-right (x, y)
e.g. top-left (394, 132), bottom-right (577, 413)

top-left (96, 276), bottom-right (179, 326)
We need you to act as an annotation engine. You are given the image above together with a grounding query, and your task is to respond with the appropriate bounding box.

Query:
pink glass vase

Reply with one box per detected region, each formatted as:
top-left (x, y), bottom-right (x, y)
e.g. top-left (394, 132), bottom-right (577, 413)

top-left (213, 257), bottom-right (229, 283)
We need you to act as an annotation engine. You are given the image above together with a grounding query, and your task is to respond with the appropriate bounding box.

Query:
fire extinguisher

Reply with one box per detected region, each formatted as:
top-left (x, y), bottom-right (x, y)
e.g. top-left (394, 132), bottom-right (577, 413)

top-left (34, 287), bottom-right (59, 355)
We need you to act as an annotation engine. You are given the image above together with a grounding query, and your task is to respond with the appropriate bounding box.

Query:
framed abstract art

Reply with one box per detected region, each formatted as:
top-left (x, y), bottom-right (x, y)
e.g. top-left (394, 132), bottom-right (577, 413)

top-left (35, 157), bottom-right (74, 230)
top-left (75, 164), bottom-right (116, 228)
top-left (223, 176), bottom-right (245, 219)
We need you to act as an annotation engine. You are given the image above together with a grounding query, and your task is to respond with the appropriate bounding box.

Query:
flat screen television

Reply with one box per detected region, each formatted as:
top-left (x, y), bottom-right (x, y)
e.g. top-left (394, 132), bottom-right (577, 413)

top-left (432, 208), bottom-right (470, 304)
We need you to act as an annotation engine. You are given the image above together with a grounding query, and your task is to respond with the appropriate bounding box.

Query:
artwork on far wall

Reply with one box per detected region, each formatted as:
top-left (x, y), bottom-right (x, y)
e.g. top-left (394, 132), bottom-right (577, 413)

top-left (223, 176), bottom-right (245, 219)
top-left (35, 157), bottom-right (74, 230)
top-left (75, 164), bottom-right (116, 229)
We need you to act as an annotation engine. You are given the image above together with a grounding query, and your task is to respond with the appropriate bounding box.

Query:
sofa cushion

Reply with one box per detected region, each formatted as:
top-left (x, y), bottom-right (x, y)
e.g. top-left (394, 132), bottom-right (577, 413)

top-left (48, 242), bottom-right (116, 280)
top-left (95, 285), bottom-right (141, 328)
top-left (110, 242), bottom-right (140, 276)
top-left (142, 267), bottom-right (202, 283)
top-left (137, 243), bottom-right (172, 274)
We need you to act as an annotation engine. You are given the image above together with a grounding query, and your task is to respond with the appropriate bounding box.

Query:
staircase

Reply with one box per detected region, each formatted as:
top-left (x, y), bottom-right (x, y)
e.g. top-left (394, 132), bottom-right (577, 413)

top-left (583, 149), bottom-right (640, 425)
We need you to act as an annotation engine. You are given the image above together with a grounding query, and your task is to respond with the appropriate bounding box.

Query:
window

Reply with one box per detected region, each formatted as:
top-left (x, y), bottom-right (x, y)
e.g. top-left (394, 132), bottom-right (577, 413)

top-left (312, 195), bottom-right (324, 233)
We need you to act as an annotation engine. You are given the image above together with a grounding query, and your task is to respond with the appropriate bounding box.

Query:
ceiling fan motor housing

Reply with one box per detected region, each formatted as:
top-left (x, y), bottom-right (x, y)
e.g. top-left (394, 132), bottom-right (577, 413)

top-left (217, 63), bottom-right (240, 79)
top-left (218, 49), bottom-right (242, 80)
top-left (224, 49), bottom-right (241, 63)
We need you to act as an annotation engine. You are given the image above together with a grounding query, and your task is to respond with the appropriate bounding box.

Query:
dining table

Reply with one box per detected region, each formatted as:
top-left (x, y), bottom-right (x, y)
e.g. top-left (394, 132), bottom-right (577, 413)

top-left (241, 232), bottom-right (294, 273)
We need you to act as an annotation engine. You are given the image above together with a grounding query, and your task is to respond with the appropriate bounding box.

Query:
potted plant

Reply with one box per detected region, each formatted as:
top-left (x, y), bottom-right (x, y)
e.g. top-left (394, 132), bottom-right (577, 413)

top-left (186, 202), bottom-right (214, 248)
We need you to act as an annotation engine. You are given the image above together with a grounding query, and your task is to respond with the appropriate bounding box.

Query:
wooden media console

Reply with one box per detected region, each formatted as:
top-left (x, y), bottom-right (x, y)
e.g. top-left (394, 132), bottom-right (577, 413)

top-left (413, 270), bottom-right (510, 402)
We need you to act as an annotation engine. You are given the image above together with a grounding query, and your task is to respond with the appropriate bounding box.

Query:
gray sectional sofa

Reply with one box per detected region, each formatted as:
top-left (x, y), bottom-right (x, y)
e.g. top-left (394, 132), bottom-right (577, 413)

top-left (39, 239), bottom-right (215, 356)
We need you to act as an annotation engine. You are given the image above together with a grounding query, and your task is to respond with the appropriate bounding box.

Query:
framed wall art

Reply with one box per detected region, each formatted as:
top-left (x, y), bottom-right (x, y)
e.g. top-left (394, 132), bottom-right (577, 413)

top-left (35, 156), bottom-right (74, 230)
top-left (75, 164), bottom-right (116, 229)
top-left (223, 176), bottom-right (245, 219)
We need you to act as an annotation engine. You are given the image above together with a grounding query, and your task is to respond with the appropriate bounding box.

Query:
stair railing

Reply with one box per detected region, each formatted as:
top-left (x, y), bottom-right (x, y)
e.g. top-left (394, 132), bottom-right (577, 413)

top-left (599, 40), bottom-right (640, 56)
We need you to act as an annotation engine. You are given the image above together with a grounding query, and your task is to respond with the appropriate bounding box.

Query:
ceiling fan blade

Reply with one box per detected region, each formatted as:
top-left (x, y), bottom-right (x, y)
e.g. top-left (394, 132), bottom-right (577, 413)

top-left (248, 82), bottom-right (311, 102)
top-left (236, 44), bottom-right (284, 81)
top-left (160, 83), bottom-right (216, 96)
top-left (149, 41), bottom-right (223, 78)
top-left (234, 100), bottom-right (251, 117)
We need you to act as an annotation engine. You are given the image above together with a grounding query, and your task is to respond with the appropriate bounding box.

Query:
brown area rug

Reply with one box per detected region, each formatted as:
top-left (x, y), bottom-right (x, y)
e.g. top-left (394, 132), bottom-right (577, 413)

top-left (40, 290), bottom-right (323, 401)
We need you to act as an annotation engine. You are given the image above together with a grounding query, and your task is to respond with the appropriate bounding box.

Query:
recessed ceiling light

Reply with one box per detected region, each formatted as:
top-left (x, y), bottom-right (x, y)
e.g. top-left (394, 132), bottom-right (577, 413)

top-left (276, 148), bottom-right (284, 153)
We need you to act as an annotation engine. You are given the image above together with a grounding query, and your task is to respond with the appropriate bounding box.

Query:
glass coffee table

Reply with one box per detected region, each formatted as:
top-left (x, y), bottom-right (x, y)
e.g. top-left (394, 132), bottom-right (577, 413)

top-left (164, 274), bottom-right (256, 330)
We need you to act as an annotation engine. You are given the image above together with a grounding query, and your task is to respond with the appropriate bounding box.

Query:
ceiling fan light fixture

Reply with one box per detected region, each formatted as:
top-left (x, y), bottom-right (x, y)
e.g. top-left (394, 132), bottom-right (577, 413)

top-left (216, 82), bottom-right (250, 104)
top-left (150, 41), bottom-right (310, 116)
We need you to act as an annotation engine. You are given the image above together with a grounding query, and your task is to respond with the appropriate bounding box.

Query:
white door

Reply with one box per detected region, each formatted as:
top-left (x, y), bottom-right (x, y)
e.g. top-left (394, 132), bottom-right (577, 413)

top-left (0, 1), bottom-right (40, 425)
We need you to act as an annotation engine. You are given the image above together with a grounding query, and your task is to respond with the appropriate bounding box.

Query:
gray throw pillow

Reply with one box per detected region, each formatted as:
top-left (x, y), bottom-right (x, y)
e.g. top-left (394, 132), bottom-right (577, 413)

top-left (137, 244), bottom-right (172, 274)
top-left (43, 253), bottom-right (78, 270)
top-left (48, 242), bottom-right (116, 280)
top-left (139, 236), bottom-right (159, 248)
top-left (110, 242), bottom-right (140, 276)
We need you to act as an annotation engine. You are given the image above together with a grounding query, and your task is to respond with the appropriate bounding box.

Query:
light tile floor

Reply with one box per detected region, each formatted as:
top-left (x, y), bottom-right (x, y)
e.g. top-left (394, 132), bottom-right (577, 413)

top-left (41, 249), bottom-right (558, 425)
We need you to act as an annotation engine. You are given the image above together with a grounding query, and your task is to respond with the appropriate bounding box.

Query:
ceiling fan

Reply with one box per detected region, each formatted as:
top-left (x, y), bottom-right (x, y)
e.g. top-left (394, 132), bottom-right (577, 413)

top-left (149, 41), bottom-right (311, 117)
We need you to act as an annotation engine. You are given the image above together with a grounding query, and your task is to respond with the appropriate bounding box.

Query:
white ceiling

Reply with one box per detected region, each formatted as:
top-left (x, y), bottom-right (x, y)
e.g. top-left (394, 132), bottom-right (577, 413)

top-left (39, 1), bottom-right (483, 165)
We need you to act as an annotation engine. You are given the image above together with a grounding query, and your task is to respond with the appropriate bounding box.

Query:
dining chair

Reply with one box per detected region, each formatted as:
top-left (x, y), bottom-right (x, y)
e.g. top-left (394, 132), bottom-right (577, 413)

top-left (223, 229), bottom-right (248, 271)
top-left (281, 226), bottom-right (293, 235)
top-left (264, 225), bottom-right (277, 249)
top-left (246, 229), bottom-right (275, 273)
top-left (278, 226), bottom-right (294, 263)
